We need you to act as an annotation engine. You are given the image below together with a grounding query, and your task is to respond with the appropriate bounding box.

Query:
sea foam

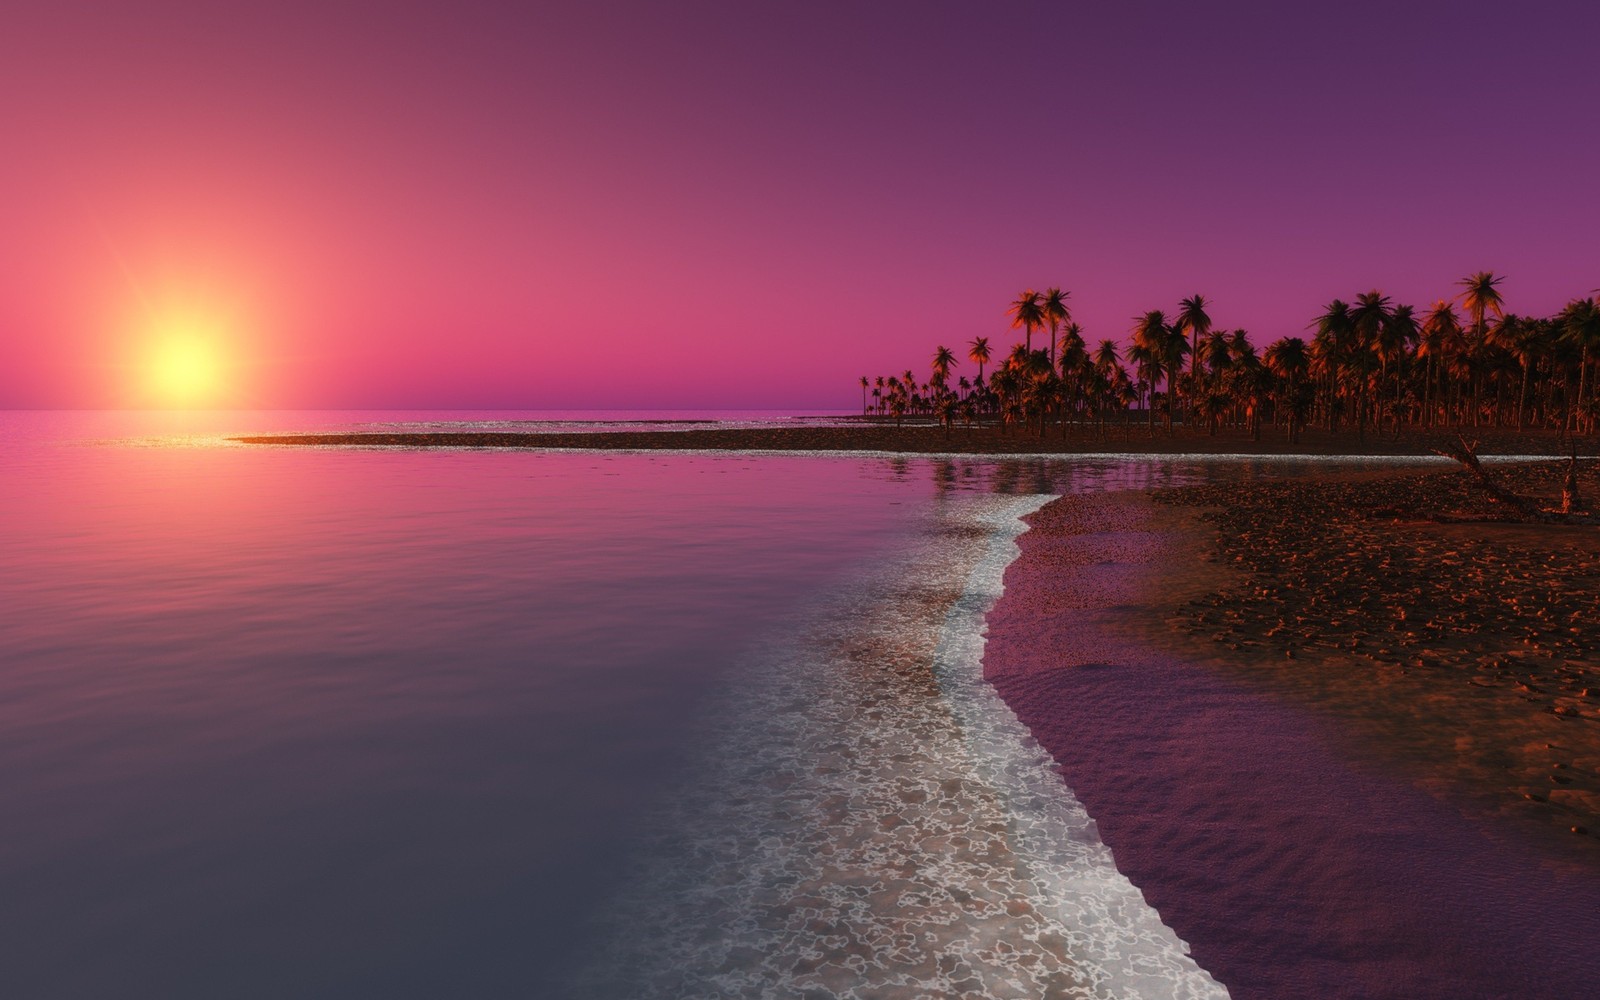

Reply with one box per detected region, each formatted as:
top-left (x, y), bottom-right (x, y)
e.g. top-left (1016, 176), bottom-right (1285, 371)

top-left (574, 492), bottom-right (1226, 999)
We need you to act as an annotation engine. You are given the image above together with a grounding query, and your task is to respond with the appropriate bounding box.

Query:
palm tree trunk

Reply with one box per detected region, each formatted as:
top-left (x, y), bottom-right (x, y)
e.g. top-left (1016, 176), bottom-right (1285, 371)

top-left (1569, 349), bottom-right (1587, 436)
top-left (1518, 360), bottom-right (1531, 431)
top-left (1423, 358), bottom-right (1433, 429)
top-left (1393, 366), bottom-right (1403, 437)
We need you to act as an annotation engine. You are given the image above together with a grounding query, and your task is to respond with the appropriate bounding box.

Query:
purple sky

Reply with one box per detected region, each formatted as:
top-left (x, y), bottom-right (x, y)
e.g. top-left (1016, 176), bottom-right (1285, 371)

top-left (2, 1), bottom-right (1597, 408)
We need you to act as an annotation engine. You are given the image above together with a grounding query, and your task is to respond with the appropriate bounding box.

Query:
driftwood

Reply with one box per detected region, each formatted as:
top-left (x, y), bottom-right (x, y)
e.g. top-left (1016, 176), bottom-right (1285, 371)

top-left (1431, 435), bottom-right (1594, 524)
top-left (1563, 450), bottom-right (1583, 515)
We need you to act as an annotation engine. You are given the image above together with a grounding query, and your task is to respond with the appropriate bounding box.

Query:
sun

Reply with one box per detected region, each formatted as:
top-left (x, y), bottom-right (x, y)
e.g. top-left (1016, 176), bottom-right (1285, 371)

top-left (133, 304), bottom-right (244, 408)
top-left (149, 333), bottom-right (224, 406)
top-left (101, 261), bottom-right (264, 408)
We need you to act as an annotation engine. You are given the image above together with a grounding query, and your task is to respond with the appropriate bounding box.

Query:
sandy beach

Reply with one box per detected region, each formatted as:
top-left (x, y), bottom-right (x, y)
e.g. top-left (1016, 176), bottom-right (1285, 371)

top-left (983, 483), bottom-right (1600, 998)
top-left (1155, 460), bottom-right (1600, 842)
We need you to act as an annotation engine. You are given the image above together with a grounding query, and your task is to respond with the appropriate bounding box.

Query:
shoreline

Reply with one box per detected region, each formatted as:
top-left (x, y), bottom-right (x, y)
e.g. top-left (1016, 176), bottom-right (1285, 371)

top-left (577, 493), bottom-right (1223, 998)
top-left (982, 487), bottom-right (1600, 998)
top-left (232, 424), bottom-right (1600, 458)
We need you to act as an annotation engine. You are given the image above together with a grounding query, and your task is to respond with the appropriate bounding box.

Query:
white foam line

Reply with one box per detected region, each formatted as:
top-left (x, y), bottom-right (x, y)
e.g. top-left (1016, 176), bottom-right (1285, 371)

top-left (930, 494), bottom-right (1231, 1000)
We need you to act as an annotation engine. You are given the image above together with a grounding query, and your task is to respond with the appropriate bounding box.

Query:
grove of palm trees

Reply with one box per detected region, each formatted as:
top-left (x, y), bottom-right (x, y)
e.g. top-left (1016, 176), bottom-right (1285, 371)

top-left (860, 274), bottom-right (1600, 447)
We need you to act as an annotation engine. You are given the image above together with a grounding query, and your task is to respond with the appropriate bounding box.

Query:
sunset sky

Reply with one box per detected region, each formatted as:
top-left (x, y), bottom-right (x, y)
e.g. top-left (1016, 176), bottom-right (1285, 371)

top-left (3, 1), bottom-right (1597, 409)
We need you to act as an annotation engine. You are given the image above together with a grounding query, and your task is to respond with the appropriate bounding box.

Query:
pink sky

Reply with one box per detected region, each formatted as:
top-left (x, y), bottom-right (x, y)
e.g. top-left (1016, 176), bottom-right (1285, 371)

top-left (2, 2), bottom-right (1597, 409)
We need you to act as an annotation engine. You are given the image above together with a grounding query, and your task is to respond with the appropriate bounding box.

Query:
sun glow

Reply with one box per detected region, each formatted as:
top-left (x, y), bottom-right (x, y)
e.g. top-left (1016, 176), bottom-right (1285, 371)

top-left (130, 302), bottom-right (249, 408)
top-left (149, 331), bottom-right (224, 406)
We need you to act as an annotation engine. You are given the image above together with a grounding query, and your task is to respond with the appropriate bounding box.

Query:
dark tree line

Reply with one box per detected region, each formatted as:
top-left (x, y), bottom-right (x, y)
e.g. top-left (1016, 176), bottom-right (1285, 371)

top-left (860, 274), bottom-right (1600, 443)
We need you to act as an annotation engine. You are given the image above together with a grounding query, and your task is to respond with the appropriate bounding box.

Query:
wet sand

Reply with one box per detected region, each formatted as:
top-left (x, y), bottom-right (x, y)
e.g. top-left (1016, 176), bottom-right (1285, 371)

top-left (236, 424), bottom-right (1596, 457)
top-left (1158, 460), bottom-right (1600, 840)
top-left (983, 488), bottom-right (1600, 999)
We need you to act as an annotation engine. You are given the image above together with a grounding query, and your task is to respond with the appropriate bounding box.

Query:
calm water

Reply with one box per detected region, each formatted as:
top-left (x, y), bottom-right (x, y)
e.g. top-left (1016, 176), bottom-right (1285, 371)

top-left (0, 411), bottom-right (928, 998)
top-left (0, 410), bottom-right (1355, 998)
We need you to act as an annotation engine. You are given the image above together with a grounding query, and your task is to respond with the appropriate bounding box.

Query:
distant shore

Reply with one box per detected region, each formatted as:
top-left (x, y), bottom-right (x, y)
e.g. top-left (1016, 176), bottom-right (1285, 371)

top-left (236, 422), bottom-right (1597, 457)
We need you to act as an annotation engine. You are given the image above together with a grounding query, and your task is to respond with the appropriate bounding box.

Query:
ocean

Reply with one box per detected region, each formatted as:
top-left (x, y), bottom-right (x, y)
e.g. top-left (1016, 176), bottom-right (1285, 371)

top-left (1, 410), bottom-right (1250, 998)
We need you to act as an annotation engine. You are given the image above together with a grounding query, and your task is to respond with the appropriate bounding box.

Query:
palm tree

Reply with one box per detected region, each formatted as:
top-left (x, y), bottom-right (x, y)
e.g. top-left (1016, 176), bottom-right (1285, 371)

top-left (1057, 322), bottom-right (1086, 370)
top-left (1131, 310), bottom-right (1173, 435)
top-left (859, 376), bottom-right (870, 415)
top-left (1460, 271), bottom-right (1507, 338)
top-left (1055, 322), bottom-right (1086, 432)
top-left (1487, 314), bottom-right (1534, 429)
top-left (1458, 272), bottom-right (1506, 426)
top-left (1020, 370), bottom-right (1059, 436)
top-left (932, 345), bottom-right (956, 385)
top-left (1200, 330), bottom-right (1232, 378)
top-left (1223, 336), bottom-right (1269, 439)
top-left (1089, 339), bottom-right (1122, 438)
top-left (889, 392), bottom-right (906, 428)
top-left (1348, 291), bottom-right (1393, 439)
top-left (1193, 330), bottom-right (1231, 434)
top-left (1160, 322), bottom-right (1190, 433)
top-left (1264, 336), bottom-right (1310, 443)
top-left (1311, 299), bottom-right (1354, 432)
top-left (1093, 339), bottom-right (1120, 371)
top-left (1417, 301), bottom-right (1462, 427)
top-left (989, 367), bottom-right (1019, 429)
top-left (968, 336), bottom-right (992, 383)
top-left (1175, 294), bottom-right (1212, 423)
top-left (1560, 297), bottom-right (1600, 434)
top-left (1042, 287), bottom-right (1071, 368)
top-left (1009, 290), bottom-right (1045, 354)
top-left (1380, 304), bottom-right (1418, 434)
